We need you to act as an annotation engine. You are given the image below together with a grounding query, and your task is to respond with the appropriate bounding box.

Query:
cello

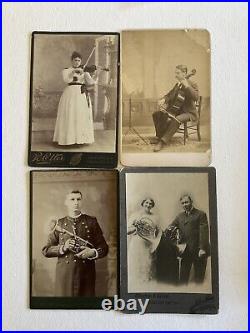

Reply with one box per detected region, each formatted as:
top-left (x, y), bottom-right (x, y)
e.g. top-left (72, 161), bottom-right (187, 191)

top-left (167, 68), bottom-right (196, 115)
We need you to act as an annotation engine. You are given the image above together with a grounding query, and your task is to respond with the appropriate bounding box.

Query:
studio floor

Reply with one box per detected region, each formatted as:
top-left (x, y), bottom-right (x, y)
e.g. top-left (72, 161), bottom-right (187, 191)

top-left (31, 118), bottom-right (116, 152)
top-left (32, 130), bottom-right (116, 153)
top-left (122, 124), bottom-right (211, 153)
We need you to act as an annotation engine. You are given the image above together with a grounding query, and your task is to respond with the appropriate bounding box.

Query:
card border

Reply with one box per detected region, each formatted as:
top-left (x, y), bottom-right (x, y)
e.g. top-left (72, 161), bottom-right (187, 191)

top-left (119, 167), bottom-right (219, 314)
top-left (28, 31), bottom-right (120, 169)
top-left (30, 168), bottom-right (119, 310)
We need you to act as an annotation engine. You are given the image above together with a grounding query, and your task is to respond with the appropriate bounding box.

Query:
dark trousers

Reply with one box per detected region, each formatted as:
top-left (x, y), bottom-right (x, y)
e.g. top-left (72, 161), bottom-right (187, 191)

top-left (154, 234), bottom-right (179, 285)
top-left (152, 111), bottom-right (191, 144)
top-left (179, 254), bottom-right (207, 284)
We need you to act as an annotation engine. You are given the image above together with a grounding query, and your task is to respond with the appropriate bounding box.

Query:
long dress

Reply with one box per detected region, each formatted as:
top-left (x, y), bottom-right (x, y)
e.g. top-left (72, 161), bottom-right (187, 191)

top-left (53, 68), bottom-right (96, 145)
top-left (127, 210), bottom-right (160, 289)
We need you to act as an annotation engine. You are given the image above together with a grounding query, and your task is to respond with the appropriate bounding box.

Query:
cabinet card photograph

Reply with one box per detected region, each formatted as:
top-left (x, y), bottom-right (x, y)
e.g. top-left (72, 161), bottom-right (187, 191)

top-left (120, 168), bottom-right (218, 314)
top-left (29, 32), bottom-right (119, 168)
top-left (30, 170), bottom-right (118, 309)
top-left (121, 30), bottom-right (211, 167)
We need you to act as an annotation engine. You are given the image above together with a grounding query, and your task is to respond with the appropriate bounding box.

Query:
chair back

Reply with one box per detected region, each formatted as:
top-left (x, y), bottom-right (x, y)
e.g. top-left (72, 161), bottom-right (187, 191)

top-left (196, 96), bottom-right (202, 119)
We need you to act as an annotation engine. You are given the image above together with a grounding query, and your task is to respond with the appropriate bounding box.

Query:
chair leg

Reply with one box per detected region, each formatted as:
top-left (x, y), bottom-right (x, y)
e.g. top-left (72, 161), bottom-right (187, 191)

top-left (184, 122), bottom-right (187, 145)
top-left (197, 123), bottom-right (201, 141)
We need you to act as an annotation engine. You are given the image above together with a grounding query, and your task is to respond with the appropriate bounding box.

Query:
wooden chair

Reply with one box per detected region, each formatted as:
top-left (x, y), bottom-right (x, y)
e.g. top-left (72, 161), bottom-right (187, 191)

top-left (178, 96), bottom-right (202, 145)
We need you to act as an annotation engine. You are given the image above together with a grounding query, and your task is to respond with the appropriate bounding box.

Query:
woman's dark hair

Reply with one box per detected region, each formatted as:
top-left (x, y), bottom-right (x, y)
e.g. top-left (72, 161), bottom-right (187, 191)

top-left (141, 198), bottom-right (155, 208)
top-left (71, 51), bottom-right (82, 61)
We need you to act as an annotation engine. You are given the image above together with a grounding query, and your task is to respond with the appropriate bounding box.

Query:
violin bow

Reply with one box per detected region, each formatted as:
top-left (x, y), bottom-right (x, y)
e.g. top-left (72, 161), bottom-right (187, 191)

top-left (83, 46), bottom-right (96, 69)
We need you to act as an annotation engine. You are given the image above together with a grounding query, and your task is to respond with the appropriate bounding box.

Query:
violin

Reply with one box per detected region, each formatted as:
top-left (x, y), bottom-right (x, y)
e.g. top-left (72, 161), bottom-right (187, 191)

top-left (73, 65), bottom-right (109, 76)
top-left (81, 64), bottom-right (109, 73)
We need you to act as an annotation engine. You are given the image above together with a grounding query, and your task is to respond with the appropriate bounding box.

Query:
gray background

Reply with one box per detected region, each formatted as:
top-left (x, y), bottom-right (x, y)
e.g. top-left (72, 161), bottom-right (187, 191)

top-left (3, 2), bottom-right (247, 331)
top-left (31, 170), bottom-right (117, 297)
top-left (126, 172), bottom-right (212, 294)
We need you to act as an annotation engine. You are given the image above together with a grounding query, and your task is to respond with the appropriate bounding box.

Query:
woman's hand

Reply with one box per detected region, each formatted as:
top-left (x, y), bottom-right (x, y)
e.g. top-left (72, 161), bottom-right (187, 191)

top-left (73, 68), bottom-right (83, 75)
top-left (127, 225), bottom-right (137, 235)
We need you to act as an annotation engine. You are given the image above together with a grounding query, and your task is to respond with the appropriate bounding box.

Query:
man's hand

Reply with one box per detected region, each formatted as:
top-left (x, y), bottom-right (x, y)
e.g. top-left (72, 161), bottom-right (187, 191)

top-left (75, 247), bottom-right (96, 259)
top-left (63, 238), bottom-right (76, 252)
top-left (177, 243), bottom-right (186, 256)
top-left (198, 249), bottom-right (206, 258)
top-left (180, 79), bottom-right (189, 88)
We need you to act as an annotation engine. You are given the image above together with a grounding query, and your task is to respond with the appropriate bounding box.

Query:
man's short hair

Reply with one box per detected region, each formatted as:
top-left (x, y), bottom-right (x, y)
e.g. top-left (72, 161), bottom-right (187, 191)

top-left (180, 194), bottom-right (192, 203)
top-left (69, 190), bottom-right (83, 198)
top-left (176, 65), bottom-right (188, 74)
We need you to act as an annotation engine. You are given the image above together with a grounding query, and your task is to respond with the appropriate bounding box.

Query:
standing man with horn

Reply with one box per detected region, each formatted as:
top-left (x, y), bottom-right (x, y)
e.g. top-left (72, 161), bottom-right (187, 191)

top-left (151, 65), bottom-right (199, 152)
top-left (166, 194), bottom-right (210, 284)
top-left (42, 190), bottom-right (109, 297)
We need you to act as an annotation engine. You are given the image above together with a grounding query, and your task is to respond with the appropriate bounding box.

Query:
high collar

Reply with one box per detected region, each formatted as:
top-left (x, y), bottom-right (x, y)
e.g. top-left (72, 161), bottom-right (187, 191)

top-left (67, 213), bottom-right (82, 222)
top-left (184, 206), bottom-right (194, 216)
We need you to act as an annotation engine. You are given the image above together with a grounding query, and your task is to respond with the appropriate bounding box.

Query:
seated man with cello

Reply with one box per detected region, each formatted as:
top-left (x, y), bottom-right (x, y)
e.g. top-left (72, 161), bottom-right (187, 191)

top-left (151, 65), bottom-right (199, 152)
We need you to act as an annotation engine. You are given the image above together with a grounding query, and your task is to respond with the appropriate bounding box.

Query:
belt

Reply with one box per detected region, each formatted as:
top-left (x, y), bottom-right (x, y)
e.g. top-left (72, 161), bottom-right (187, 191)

top-left (68, 82), bottom-right (90, 107)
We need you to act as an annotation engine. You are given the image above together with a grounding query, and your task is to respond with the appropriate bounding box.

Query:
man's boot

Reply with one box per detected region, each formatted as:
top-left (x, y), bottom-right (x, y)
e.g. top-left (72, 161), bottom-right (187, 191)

top-left (161, 118), bottom-right (180, 145)
top-left (153, 140), bottom-right (164, 152)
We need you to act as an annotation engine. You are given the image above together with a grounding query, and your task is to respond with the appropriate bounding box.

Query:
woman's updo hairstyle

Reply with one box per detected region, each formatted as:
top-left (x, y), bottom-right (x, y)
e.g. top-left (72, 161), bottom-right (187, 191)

top-left (71, 51), bottom-right (82, 60)
top-left (141, 197), bottom-right (155, 208)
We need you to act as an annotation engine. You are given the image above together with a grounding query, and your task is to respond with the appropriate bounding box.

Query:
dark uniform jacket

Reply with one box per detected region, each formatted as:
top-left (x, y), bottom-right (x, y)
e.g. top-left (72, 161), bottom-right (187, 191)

top-left (42, 214), bottom-right (108, 297)
top-left (164, 79), bottom-right (199, 121)
top-left (168, 207), bottom-right (210, 257)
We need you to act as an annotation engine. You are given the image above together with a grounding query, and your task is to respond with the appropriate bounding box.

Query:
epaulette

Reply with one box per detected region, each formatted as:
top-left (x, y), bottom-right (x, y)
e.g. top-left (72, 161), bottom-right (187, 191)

top-left (48, 219), bottom-right (58, 232)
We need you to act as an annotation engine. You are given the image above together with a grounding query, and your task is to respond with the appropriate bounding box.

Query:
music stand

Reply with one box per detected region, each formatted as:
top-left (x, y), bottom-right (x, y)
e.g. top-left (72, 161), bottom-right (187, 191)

top-left (124, 95), bottom-right (149, 145)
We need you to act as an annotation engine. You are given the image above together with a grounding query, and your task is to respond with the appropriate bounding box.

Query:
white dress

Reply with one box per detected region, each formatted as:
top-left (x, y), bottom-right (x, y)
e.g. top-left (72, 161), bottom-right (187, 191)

top-left (53, 68), bottom-right (96, 145)
top-left (127, 210), bottom-right (160, 287)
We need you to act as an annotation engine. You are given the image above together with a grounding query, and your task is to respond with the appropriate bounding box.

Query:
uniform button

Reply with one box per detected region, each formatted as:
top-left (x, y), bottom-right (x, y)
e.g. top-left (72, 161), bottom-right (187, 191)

top-left (64, 223), bottom-right (67, 226)
top-left (66, 261), bottom-right (69, 264)
top-left (73, 259), bottom-right (77, 262)
top-left (65, 255), bottom-right (68, 258)
top-left (87, 236), bottom-right (90, 238)
top-left (82, 260), bottom-right (85, 263)
top-left (85, 226), bottom-right (88, 229)
top-left (82, 222), bottom-right (85, 225)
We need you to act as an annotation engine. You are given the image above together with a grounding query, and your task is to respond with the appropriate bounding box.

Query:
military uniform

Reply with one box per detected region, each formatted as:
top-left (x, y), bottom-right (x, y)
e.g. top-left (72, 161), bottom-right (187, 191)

top-left (42, 213), bottom-right (108, 296)
top-left (167, 207), bottom-right (210, 284)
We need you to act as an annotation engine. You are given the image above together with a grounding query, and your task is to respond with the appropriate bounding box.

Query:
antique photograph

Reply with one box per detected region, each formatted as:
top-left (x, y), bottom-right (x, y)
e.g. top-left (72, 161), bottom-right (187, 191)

top-left (29, 32), bottom-right (119, 168)
top-left (121, 30), bottom-right (211, 166)
top-left (30, 170), bottom-right (117, 309)
top-left (120, 168), bottom-right (218, 314)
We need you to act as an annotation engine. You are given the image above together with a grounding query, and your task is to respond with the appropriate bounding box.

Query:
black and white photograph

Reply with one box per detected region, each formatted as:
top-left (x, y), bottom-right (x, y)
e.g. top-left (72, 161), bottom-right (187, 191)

top-left (30, 170), bottom-right (118, 309)
top-left (121, 30), bottom-right (211, 166)
top-left (120, 168), bottom-right (218, 314)
top-left (29, 32), bottom-right (119, 168)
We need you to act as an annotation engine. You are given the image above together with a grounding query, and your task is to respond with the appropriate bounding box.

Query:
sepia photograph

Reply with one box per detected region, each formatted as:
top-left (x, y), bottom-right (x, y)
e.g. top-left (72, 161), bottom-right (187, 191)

top-left (121, 30), bottom-right (211, 166)
top-left (30, 170), bottom-right (118, 309)
top-left (120, 168), bottom-right (218, 314)
top-left (29, 32), bottom-right (119, 168)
